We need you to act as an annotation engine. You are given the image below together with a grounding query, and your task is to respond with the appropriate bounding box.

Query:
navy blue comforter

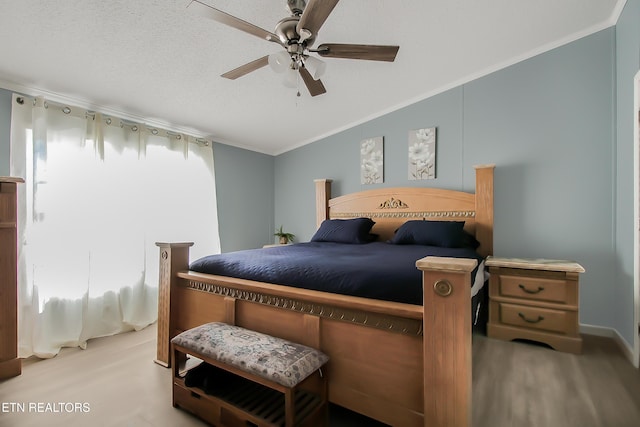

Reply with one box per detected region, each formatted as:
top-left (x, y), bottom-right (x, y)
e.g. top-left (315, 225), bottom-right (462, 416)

top-left (189, 242), bottom-right (483, 305)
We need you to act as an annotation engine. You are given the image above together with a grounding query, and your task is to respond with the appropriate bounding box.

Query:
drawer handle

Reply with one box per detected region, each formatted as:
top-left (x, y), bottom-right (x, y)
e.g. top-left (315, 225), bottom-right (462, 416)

top-left (518, 312), bottom-right (544, 324)
top-left (518, 284), bottom-right (544, 294)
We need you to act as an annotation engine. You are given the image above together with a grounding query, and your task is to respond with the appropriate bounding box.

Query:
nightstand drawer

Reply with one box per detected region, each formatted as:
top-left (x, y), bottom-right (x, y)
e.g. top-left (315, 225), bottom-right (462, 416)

top-left (498, 275), bottom-right (568, 304)
top-left (499, 303), bottom-right (570, 334)
top-left (499, 275), bottom-right (571, 304)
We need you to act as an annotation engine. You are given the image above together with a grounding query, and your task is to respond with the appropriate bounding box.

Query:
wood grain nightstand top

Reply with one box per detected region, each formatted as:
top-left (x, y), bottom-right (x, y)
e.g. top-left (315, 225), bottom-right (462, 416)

top-left (0, 177), bottom-right (24, 183)
top-left (486, 256), bottom-right (585, 273)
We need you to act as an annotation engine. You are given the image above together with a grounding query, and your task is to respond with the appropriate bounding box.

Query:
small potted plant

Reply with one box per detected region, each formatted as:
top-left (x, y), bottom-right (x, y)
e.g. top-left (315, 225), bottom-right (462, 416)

top-left (274, 225), bottom-right (295, 244)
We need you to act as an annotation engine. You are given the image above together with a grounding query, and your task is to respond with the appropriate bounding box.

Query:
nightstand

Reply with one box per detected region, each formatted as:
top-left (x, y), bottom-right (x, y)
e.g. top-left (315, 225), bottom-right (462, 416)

top-left (486, 256), bottom-right (585, 354)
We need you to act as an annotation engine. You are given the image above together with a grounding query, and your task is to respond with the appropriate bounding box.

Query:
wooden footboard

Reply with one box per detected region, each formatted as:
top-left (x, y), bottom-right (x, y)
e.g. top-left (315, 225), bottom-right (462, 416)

top-left (156, 165), bottom-right (494, 426)
top-left (156, 244), bottom-right (478, 426)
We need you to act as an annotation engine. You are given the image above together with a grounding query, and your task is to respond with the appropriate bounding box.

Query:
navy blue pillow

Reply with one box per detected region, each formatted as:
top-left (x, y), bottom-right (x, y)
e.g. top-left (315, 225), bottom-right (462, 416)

top-left (311, 218), bottom-right (376, 244)
top-left (460, 230), bottom-right (481, 249)
top-left (389, 220), bottom-right (466, 247)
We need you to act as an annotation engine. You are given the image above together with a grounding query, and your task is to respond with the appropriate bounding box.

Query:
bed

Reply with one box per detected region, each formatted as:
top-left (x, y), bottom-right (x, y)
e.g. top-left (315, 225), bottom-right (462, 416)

top-left (155, 164), bottom-right (495, 426)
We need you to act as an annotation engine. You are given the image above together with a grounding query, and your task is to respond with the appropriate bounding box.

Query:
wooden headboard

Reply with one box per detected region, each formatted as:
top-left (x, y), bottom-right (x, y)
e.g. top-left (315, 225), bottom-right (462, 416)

top-left (315, 165), bottom-right (495, 257)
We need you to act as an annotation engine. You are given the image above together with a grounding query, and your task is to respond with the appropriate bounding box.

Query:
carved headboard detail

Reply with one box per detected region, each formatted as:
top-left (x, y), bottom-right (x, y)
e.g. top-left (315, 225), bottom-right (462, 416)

top-left (315, 165), bottom-right (495, 257)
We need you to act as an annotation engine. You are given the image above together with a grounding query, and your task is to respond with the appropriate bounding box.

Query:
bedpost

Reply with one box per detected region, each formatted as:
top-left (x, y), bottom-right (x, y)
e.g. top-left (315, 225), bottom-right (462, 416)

top-left (474, 164), bottom-right (495, 258)
top-left (314, 179), bottom-right (332, 228)
top-left (154, 242), bottom-right (193, 367)
top-left (417, 256), bottom-right (477, 427)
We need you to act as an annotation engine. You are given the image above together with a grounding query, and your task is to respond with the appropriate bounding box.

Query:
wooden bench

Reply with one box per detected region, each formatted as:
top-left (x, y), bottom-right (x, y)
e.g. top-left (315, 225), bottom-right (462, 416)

top-left (171, 322), bottom-right (329, 427)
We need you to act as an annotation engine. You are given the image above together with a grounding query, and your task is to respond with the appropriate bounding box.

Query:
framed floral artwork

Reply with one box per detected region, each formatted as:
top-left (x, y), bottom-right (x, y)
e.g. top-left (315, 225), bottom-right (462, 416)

top-left (360, 137), bottom-right (384, 184)
top-left (408, 127), bottom-right (436, 180)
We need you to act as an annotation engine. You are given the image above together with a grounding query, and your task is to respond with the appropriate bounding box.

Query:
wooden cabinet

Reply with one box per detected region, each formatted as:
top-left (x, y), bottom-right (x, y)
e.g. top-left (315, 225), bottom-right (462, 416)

top-left (486, 256), bottom-right (584, 354)
top-left (0, 177), bottom-right (22, 379)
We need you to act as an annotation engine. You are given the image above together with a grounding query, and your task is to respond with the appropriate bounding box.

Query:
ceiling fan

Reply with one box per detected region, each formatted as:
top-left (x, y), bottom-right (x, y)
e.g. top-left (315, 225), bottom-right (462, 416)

top-left (188, 0), bottom-right (400, 97)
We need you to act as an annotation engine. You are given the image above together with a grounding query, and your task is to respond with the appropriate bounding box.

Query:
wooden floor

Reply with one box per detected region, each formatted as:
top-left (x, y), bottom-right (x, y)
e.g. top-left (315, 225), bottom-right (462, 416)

top-left (0, 324), bottom-right (639, 426)
top-left (472, 333), bottom-right (640, 427)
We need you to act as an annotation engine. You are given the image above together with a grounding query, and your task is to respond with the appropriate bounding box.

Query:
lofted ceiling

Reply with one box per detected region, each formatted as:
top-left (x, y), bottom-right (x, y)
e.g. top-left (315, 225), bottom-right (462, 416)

top-left (0, 0), bottom-right (623, 155)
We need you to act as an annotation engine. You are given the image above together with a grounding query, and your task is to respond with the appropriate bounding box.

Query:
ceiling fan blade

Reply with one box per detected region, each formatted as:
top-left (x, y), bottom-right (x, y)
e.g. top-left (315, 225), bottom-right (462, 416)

top-left (296, 0), bottom-right (339, 36)
top-left (299, 67), bottom-right (326, 97)
top-left (317, 44), bottom-right (399, 62)
top-left (221, 56), bottom-right (269, 80)
top-left (188, 0), bottom-right (283, 46)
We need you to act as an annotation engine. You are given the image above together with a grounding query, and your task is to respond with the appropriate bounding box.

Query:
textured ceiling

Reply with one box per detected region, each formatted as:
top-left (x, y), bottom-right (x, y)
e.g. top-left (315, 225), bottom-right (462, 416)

top-left (0, 0), bottom-right (622, 155)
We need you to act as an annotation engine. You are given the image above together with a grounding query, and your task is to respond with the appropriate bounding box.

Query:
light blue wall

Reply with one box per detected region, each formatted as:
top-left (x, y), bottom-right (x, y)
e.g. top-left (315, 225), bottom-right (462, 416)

top-left (213, 142), bottom-right (275, 252)
top-left (0, 87), bottom-right (275, 254)
top-left (274, 88), bottom-right (466, 241)
top-left (463, 29), bottom-right (616, 330)
top-left (615, 0), bottom-right (640, 344)
top-left (275, 28), bottom-right (619, 336)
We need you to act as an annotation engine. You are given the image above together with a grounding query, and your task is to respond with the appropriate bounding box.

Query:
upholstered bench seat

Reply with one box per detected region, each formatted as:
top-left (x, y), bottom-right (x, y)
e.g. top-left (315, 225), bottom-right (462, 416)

top-left (171, 322), bottom-right (329, 388)
top-left (170, 322), bottom-right (329, 427)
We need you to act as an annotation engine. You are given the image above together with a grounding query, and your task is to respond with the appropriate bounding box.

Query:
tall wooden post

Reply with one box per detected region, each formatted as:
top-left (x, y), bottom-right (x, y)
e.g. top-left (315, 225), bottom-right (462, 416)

top-left (417, 256), bottom-right (477, 427)
top-left (314, 179), bottom-right (332, 228)
top-left (154, 242), bottom-right (193, 367)
top-left (474, 164), bottom-right (495, 258)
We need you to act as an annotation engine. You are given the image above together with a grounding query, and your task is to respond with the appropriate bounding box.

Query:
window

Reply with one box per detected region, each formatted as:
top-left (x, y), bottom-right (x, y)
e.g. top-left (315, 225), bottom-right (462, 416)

top-left (10, 95), bottom-right (220, 358)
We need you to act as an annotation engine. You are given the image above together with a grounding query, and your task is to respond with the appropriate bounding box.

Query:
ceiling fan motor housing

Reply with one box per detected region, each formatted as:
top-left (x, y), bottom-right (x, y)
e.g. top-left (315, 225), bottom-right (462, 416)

top-left (275, 16), bottom-right (315, 47)
top-left (287, 0), bottom-right (306, 16)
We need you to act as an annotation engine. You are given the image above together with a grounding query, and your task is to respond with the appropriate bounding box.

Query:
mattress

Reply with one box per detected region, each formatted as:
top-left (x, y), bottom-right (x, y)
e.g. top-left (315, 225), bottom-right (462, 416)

top-left (189, 242), bottom-right (485, 306)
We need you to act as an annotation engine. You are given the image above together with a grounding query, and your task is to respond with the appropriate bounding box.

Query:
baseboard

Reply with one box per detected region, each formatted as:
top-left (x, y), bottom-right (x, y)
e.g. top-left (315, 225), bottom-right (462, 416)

top-left (580, 323), bottom-right (636, 366)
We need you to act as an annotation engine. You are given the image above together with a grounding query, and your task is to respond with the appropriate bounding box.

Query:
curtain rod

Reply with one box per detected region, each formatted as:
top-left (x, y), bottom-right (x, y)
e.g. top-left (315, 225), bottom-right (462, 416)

top-left (15, 95), bottom-right (211, 147)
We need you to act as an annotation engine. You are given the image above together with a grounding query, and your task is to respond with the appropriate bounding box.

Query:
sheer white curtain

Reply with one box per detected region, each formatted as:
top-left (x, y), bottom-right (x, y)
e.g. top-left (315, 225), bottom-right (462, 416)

top-left (10, 94), bottom-right (220, 358)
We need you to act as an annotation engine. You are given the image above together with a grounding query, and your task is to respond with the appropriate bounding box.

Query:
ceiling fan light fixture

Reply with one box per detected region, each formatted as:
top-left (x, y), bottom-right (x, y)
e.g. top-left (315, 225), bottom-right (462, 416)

top-left (304, 55), bottom-right (326, 79)
top-left (268, 50), bottom-right (291, 73)
top-left (282, 67), bottom-right (299, 88)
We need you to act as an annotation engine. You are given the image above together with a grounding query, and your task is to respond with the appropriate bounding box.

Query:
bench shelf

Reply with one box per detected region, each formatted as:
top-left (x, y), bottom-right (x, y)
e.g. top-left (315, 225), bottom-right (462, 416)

top-left (173, 364), bottom-right (325, 427)
top-left (170, 322), bottom-right (328, 427)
